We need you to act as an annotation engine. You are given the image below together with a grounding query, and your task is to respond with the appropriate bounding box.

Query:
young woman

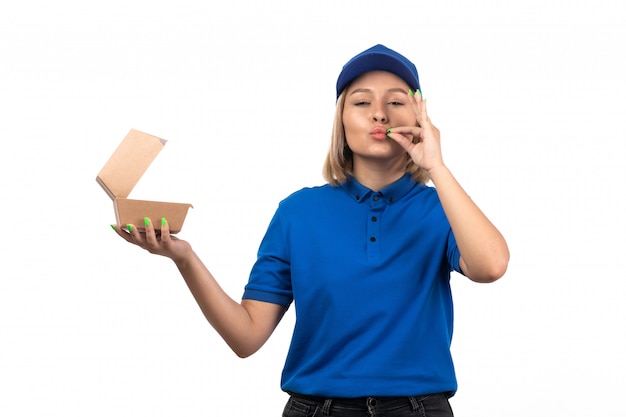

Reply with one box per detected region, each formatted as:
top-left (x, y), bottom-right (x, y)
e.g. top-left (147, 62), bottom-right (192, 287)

top-left (112, 44), bottom-right (509, 417)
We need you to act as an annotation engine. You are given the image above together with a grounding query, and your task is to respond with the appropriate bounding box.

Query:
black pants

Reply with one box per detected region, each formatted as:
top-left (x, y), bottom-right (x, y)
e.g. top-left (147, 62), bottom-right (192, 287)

top-left (283, 392), bottom-right (454, 417)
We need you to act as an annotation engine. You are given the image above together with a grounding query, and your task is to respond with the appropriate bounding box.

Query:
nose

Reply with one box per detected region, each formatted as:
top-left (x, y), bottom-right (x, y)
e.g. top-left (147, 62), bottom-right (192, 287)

top-left (372, 104), bottom-right (387, 123)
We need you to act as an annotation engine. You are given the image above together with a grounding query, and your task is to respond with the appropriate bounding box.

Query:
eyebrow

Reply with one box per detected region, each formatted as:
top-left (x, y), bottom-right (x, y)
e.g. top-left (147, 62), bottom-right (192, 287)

top-left (349, 87), bottom-right (408, 96)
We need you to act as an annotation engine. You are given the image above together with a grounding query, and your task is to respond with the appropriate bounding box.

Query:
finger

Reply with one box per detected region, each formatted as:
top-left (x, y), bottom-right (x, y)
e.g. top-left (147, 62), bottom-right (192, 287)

top-left (389, 126), bottom-right (423, 143)
top-left (415, 88), bottom-right (423, 102)
top-left (389, 126), bottom-right (421, 135)
top-left (408, 89), bottom-right (425, 122)
top-left (409, 89), bottom-right (420, 122)
top-left (411, 89), bottom-right (431, 125)
top-left (387, 128), bottom-right (418, 151)
top-left (111, 224), bottom-right (132, 242)
top-left (159, 218), bottom-right (172, 244)
top-left (143, 217), bottom-right (159, 247)
top-left (122, 223), bottom-right (145, 245)
top-left (418, 98), bottom-right (431, 124)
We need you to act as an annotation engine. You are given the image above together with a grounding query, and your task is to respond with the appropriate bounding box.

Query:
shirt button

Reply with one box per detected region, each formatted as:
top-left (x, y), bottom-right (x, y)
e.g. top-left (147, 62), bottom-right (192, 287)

top-left (371, 216), bottom-right (377, 222)
top-left (373, 196), bottom-right (379, 201)
top-left (370, 237), bottom-right (376, 242)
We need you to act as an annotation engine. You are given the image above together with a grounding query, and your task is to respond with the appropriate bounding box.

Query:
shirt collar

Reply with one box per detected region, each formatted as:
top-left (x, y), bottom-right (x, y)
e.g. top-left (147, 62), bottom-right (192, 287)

top-left (341, 173), bottom-right (417, 204)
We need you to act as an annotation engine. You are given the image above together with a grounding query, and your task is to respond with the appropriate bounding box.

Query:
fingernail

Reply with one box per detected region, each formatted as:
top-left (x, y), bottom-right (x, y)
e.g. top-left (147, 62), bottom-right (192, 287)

top-left (110, 224), bottom-right (116, 231)
top-left (386, 128), bottom-right (394, 138)
top-left (144, 217), bottom-right (150, 228)
top-left (126, 224), bottom-right (133, 232)
top-left (409, 89), bottom-right (415, 97)
top-left (161, 218), bottom-right (167, 227)
top-left (416, 89), bottom-right (422, 98)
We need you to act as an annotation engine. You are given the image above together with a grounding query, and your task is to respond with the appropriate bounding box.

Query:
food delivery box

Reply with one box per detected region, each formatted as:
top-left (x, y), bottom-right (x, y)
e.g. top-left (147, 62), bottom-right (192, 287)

top-left (96, 129), bottom-right (192, 233)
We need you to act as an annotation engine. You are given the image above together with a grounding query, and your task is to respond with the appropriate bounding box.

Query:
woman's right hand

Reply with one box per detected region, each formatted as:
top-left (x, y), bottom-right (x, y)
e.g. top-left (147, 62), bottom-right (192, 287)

top-left (111, 218), bottom-right (193, 264)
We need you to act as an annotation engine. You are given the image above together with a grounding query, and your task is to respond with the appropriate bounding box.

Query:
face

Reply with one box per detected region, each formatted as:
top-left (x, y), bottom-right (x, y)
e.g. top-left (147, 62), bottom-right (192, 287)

top-left (342, 71), bottom-right (416, 167)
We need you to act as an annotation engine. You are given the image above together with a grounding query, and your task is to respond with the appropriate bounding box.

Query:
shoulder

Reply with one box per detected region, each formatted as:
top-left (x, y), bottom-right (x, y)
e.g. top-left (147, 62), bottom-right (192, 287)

top-left (399, 182), bottom-right (449, 218)
top-left (270, 183), bottom-right (346, 224)
top-left (405, 181), bottom-right (439, 203)
top-left (278, 183), bottom-right (339, 207)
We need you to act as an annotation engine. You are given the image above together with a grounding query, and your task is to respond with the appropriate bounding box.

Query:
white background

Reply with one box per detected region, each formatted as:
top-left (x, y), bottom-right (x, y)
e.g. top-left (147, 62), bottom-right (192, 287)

top-left (1, 1), bottom-right (624, 415)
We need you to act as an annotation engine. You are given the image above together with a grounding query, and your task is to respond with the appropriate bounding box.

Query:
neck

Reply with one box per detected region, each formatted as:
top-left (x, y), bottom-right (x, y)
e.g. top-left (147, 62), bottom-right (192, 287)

top-left (352, 157), bottom-right (406, 191)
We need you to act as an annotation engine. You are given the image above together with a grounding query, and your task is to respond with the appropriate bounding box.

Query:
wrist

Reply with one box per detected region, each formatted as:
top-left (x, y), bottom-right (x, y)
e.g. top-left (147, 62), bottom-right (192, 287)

top-left (172, 247), bottom-right (196, 269)
top-left (425, 164), bottom-right (449, 182)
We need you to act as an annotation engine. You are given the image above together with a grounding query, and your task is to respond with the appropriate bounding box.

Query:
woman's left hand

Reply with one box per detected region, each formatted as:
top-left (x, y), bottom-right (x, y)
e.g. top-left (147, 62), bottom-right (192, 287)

top-left (386, 90), bottom-right (444, 175)
top-left (389, 91), bottom-right (510, 283)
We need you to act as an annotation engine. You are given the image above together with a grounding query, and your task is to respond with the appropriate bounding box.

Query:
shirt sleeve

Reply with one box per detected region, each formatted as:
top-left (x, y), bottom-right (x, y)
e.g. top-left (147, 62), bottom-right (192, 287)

top-left (242, 209), bottom-right (293, 307)
top-left (446, 228), bottom-right (463, 275)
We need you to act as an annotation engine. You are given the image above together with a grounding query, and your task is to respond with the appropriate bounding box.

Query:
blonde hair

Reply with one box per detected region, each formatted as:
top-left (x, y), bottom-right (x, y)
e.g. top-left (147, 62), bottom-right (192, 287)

top-left (322, 90), bottom-right (430, 186)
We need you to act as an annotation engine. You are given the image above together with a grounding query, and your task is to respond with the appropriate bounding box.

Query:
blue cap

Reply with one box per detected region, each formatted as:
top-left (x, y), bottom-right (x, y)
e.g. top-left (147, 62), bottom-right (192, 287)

top-left (336, 44), bottom-right (420, 99)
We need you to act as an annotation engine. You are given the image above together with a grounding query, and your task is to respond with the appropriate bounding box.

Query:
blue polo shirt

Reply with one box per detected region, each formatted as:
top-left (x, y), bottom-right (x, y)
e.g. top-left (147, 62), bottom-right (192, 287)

top-left (243, 173), bottom-right (462, 398)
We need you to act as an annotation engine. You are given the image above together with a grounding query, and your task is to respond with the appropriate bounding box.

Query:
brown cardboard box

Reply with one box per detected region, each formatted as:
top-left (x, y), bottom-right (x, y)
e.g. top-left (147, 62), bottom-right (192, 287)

top-left (96, 129), bottom-right (193, 233)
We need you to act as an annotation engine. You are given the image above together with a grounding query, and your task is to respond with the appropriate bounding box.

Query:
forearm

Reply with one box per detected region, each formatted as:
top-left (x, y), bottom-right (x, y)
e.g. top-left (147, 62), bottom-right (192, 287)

top-left (428, 165), bottom-right (509, 282)
top-left (113, 220), bottom-right (282, 356)
top-left (173, 251), bottom-right (272, 357)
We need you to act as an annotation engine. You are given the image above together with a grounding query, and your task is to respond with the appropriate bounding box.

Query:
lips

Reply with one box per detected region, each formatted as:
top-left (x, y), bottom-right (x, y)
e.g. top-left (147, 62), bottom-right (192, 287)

top-left (370, 126), bottom-right (387, 140)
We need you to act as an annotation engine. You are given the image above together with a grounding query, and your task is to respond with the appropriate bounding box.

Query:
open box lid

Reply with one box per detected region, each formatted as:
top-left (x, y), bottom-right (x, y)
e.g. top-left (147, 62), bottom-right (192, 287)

top-left (96, 129), bottom-right (193, 233)
top-left (96, 129), bottom-right (167, 200)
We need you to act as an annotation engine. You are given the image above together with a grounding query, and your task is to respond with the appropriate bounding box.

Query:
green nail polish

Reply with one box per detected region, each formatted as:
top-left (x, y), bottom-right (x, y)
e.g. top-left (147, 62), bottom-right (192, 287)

top-left (416, 89), bottom-right (422, 98)
top-left (126, 224), bottom-right (133, 232)
top-left (409, 89), bottom-right (415, 97)
top-left (144, 217), bottom-right (150, 227)
top-left (110, 224), bottom-right (116, 231)
top-left (161, 218), bottom-right (167, 227)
